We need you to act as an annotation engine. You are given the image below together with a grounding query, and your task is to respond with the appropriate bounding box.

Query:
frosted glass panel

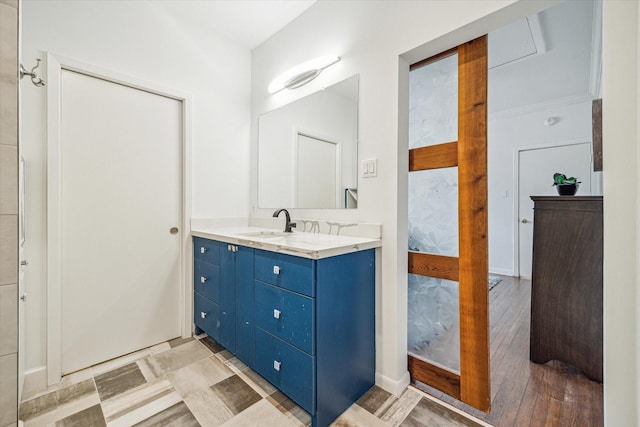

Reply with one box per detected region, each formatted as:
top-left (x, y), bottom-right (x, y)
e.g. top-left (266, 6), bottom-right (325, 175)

top-left (409, 54), bottom-right (458, 149)
top-left (408, 274), bottom-right (460, 372)
top-left (408, 167), bottom-right (458, 257)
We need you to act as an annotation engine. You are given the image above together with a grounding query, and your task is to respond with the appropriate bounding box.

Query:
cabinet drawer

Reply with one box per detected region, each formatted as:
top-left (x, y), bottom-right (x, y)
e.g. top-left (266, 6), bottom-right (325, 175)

top-left (194, 260), bottom-right (220, 303)
top-left (255, 250), bottom-right (315, 297)
top-left (194, 292), bottom-right (220, 341)
top-left (255, 281), bottom-right (314, 354)
top-left (255, 328), bottom-right (315, 413)
top-left (193, 237), bottom-right (220, 265)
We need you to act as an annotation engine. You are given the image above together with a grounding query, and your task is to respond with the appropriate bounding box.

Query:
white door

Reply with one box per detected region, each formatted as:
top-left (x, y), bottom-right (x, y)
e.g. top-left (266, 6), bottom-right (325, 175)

top-left (60, 70), bottom-right (182, 374)
top-left (518, 142), bottom-right (592, 278)
top-left (296, 134), bottom-right (338, 208)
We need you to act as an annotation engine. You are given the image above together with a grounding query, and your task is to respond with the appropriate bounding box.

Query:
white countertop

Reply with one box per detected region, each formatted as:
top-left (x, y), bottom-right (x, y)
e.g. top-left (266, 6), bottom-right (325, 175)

top-left (191, 226), bottom-right (381, 259)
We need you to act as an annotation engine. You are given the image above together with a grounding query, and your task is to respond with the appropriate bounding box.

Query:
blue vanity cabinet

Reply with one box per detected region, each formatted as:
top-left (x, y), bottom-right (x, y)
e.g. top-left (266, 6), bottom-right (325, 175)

top-left (193, 237), bottom-right (375, 427)
top-left (253, 248), bottom-right (375, 427)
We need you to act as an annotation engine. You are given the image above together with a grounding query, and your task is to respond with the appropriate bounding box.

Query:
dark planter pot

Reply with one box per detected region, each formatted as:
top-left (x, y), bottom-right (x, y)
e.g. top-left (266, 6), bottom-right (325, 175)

top-left (556, 183), bottom-right (579, 196)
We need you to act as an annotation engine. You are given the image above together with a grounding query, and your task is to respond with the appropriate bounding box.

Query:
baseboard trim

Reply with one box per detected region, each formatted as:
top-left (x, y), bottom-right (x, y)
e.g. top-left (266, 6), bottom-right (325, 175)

top-left (376, 370), bottom-right (411, 396)
top-left (489, 267), bottom-right (514, 276)
top-left (22, 366), bottom-right (47, 400)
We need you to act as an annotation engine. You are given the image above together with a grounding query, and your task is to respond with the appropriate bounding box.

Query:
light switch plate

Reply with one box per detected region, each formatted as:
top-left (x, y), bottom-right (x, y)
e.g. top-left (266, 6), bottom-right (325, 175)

top-left (362, 158), bottom-right (377, 178)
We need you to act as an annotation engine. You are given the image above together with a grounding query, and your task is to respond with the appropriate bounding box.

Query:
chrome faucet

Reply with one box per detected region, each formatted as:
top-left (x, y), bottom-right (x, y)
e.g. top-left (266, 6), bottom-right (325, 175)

top-left (273, 209), bottom-right (296, 233)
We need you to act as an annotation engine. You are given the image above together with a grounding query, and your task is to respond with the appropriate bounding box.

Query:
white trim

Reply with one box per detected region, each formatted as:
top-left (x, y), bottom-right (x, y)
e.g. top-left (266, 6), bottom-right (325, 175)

top-left (590, 0), bottom-right (603, 98)
top-left (489, 267), bottom-right (513, 277)
top-left (376, 370), bottom-right (411, 397)
top-left (489, 94), bottom-right (595, 120)
top-left (45, 53), bottom-right (192, 384)
top-left (22, 366), bottom-right (48, 400)
top-left (512, 139), bottom-right (593, 279)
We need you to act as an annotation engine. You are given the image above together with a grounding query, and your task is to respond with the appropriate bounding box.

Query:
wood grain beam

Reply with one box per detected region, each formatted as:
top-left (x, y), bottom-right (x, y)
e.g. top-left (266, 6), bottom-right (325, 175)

top-left (408, 355), bottom-right (461, 400)
top-left (409, 142), bottom-right (458, 171)
top-left (408, 252), bottom-right (459, 281)
top-left (457, 35), bottom-right (490, 412)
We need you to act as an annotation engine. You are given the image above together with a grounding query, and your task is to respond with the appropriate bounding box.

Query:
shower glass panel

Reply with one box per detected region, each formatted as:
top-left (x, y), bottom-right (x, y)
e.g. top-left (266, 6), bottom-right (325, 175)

top-left (407, 274), bottom-right (460, 372)
top-left (408, 167), bottom-right (458, 257)
top-left (409, 53), bottom-right (458, 149)
top-left (408, 51), bottom-right (460, 373)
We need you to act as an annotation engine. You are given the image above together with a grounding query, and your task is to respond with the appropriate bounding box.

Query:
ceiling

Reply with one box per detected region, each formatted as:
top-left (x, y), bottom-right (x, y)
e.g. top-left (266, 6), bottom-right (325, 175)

top-left (148, 0), bottom-right (317, 50)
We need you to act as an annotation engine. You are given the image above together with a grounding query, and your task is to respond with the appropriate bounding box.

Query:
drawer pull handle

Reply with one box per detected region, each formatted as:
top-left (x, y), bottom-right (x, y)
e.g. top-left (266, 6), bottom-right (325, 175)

top-left (273, 265), bottom-right (281, 275)
top-left (200, 247), bottom-right (206, 254)
top-left (200, 311), bottom-right (207, 319)
top-left (200, 276), bottom-right (207, 284)
top-left (273, 360), bottom-right (281, 371)
top-left (273, 309), bottom-right (281, 319)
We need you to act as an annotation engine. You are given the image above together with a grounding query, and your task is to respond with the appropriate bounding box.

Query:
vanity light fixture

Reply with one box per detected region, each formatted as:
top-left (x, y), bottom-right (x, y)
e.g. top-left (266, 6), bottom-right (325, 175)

top-left (268, 55), bottom-right (341, 94)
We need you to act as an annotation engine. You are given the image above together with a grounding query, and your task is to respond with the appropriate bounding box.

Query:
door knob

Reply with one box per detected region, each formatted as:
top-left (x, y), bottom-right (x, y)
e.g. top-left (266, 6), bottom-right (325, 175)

top-left (170, 227), bottom-right (179, 234)
top-left (521, 219), bottom-right (531, 224)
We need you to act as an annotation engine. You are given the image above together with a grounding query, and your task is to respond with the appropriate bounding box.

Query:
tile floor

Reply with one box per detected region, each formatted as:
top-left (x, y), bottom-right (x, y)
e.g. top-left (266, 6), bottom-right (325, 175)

top-left (19, 335), bottom-right (490, 426)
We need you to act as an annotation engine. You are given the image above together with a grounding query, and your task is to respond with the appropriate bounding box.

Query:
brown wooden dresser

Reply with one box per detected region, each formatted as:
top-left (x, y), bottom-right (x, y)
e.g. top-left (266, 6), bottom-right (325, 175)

top-left (529, 196), bottom-right (603, 382)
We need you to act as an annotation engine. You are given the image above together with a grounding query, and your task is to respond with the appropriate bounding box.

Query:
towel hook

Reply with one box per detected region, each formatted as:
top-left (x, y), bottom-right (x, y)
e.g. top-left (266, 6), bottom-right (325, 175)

top-left (20, 59), bottom-right (45, 87)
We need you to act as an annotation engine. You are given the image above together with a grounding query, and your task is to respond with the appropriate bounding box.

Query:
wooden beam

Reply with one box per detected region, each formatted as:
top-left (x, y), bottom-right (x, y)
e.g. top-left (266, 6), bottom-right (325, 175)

top-left (408, 252), bottom-right (459, 281)
top-left (410, 46), bottom-right (458, 71)
top-left (408, 355), bottom-right (461, 399)
top-left (409, 142), bottom-right (458, 171)
top-left (457, 35), bottom-right (490, 412)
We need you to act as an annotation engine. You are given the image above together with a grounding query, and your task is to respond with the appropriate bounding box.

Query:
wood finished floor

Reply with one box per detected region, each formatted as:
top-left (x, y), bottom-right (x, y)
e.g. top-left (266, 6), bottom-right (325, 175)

top-left (414, 275), bottom-right (604, 427)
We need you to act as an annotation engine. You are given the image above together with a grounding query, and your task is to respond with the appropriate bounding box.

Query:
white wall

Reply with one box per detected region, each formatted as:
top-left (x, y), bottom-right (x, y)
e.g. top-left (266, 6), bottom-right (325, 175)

top-left (488, 99), bottom-right (597, 275)
top-left (602, 2), bottom-right (639, 425)
top-left (250, 0), bottom-right (565, 394)
top-left (21, 0), bottom-right (251, 389)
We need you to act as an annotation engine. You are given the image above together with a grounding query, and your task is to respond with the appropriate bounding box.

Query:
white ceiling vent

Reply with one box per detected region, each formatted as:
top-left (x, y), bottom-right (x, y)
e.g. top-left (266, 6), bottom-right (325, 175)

top-left (489, 15), bottom-right (547, 69)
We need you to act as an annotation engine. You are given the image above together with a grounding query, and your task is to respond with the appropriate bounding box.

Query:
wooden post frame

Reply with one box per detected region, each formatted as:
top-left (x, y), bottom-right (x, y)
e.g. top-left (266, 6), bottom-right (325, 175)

top-left (407, 35), bottom-right (490, 412)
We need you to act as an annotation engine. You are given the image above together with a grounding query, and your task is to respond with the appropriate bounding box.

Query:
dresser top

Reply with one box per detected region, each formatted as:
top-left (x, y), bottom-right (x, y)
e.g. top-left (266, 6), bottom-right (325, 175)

top-left (192, 226), bottom-right (381, 259)
top-left (530, 196), bottom-right (603, 202)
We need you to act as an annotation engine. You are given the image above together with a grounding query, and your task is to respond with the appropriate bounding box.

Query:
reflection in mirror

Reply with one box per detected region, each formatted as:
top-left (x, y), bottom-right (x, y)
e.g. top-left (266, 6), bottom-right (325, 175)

top-left (258, 75), bottom-right (359, 209)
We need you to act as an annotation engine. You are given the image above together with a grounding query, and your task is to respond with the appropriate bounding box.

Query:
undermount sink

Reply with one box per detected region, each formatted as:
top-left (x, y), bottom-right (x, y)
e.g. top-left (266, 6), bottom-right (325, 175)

top-left (237, 230), bottom-right (292, 239)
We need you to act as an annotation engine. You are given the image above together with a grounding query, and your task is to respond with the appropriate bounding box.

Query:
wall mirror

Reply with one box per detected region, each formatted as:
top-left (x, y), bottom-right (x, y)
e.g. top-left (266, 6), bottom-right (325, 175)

top-left (258, 74), bottom-right (359, 209)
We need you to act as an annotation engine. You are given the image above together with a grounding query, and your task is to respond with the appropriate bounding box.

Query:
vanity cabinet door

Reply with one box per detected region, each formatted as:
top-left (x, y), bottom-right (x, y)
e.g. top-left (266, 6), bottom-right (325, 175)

top-left (194, 260), bottom-right (220, 303)
top-left (255, 328), bottom-right (315, 414)
top-left (255, 250), bottom-right (315, 297)
top-left (235, 246), bottom-right (255, 368)
top-left (255, 281), bottom-right (315, 355)
top-left (219, 245), bottom-right (237, 353)
top-left (194, 292), bottom-right (220, 341)
top-left (193, 237), bottom-right (220, 265)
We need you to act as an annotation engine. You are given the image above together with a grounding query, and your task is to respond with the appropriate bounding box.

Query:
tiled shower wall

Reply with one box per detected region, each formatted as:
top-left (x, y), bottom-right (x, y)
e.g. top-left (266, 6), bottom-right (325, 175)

top-left (0, 0), bottom-right (19, 425)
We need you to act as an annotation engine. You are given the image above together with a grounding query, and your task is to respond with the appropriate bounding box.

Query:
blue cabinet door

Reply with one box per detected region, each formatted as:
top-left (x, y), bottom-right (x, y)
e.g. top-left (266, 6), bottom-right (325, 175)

top-left (194, 292), bottom-right (220, 341)
top-left (235, 246), bottom-right (255, 368)
top-left (194, 260), bottom-right (220, 303)
top-left (255, 281), bottom-right (315, 355)
top-left (255, 250), bottom-right (315, 297)
top-left (255, 328), bottom-right (315, 414)
top-left (219, 245), bottom-right (236, 353)
top-left (193, 237), bottom-right (220, 265)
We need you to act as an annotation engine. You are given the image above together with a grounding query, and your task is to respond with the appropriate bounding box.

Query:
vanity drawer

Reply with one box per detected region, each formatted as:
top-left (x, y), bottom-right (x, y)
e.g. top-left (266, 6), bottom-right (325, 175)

top-left (255, 281), bottom-right (314, 355)
top-left (255, 249), bottom-right (315, 297)
top-left (194, 292), bottom-right (220, 341)
top-left (194, 260), bottom-right (220, 303)
top-left (255, 328), bottom-right (315, 413)
top-left (193, 237), bottom-right (220, 265)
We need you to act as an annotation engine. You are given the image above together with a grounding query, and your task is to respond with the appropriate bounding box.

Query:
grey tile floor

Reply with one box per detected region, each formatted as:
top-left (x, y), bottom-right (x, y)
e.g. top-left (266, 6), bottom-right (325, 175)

top-left (19, 335), bottom-right (490, 426)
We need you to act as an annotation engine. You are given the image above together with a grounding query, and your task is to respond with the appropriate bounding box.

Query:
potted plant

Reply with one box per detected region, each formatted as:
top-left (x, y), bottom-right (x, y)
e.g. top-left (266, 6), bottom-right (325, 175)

top-left (553, 172), bottom-right (581, 196)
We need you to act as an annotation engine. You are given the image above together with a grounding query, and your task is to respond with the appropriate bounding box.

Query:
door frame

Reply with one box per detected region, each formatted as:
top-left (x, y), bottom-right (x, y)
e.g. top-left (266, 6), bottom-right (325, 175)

top-left (512, 139), bottom-right (593, 277)
top-left (293, 128), bottom-right (342, 208)
top-left (45, 53), bottom-right (193, 385)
